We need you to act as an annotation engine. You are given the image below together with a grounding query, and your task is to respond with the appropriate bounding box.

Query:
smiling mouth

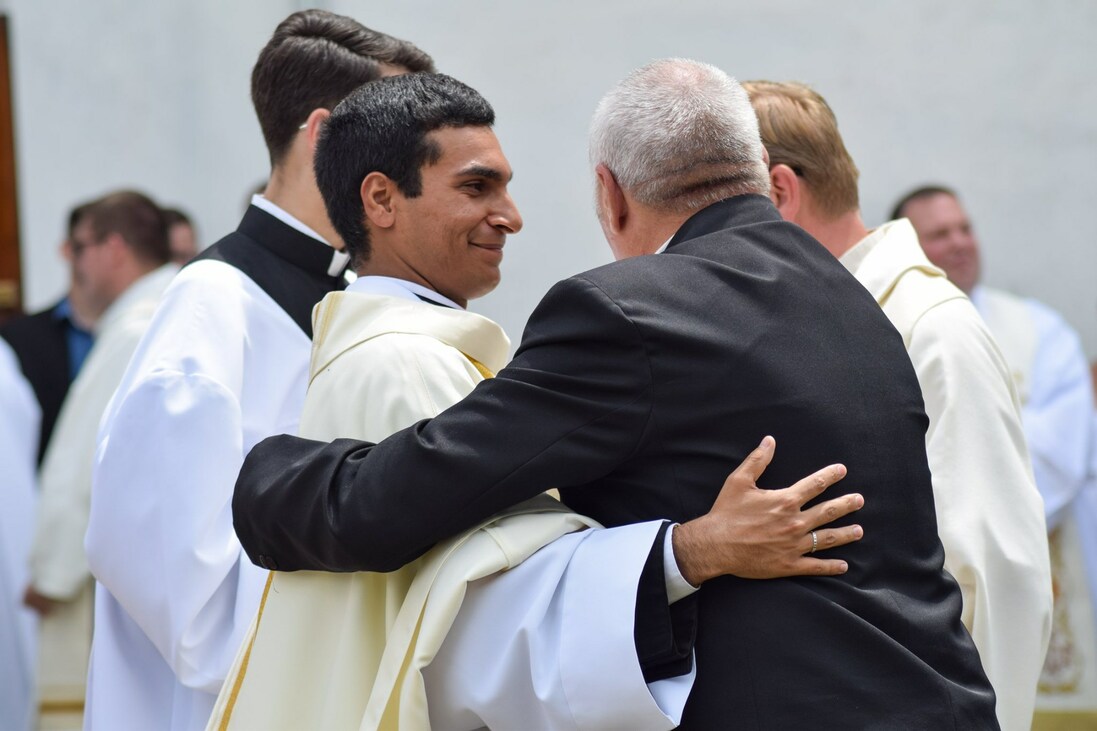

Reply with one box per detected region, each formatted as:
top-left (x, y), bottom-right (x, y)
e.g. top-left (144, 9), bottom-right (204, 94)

top-left (470, 242), bottom-right (504, 257)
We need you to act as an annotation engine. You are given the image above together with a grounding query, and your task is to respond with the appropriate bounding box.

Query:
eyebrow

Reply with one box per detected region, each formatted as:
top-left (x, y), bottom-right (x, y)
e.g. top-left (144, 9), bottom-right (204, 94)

top-left (456, 164), bottom-right (513, 183)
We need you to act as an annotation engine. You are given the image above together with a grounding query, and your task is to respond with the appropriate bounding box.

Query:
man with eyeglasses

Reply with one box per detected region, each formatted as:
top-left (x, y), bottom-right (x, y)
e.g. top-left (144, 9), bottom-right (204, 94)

top-left (26, 190), bottom-right (176, 729)
top-left (0, 203), bottom-right (97, 467)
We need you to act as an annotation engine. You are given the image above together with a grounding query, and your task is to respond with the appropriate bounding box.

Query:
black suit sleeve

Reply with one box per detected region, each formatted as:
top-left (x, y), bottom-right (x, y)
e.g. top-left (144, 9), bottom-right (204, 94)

top-left (635, 521), bottom-right (699, 682)
top-left (234, 275), bottom-right (654, 572)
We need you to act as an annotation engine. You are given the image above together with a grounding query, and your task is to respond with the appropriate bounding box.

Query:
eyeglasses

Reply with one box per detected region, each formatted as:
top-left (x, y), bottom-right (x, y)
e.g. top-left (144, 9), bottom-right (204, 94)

top-left (69, 236), bottom-right (107, 258)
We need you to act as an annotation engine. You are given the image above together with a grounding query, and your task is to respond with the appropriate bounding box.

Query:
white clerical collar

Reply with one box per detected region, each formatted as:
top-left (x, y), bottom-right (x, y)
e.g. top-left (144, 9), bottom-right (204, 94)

top-left (250, 195), bottom-right (350, 277)
top-left (347, 275), bottom-right (464, 310)
top-left (654, 236), bottom-right (673, 254)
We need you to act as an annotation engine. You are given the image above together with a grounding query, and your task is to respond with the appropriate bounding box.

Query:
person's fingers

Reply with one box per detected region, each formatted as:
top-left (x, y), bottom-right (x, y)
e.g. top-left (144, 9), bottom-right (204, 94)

top-left (802, 524), bottom-right (864, 555)
top-left (787, 463), bottom-right (847, 504)
top-left (783, 557), bottom-right (850, 577)
top-left (802, 492), bottom-right (864, 529)
top-left (728, 435), bottom-right (776, 485)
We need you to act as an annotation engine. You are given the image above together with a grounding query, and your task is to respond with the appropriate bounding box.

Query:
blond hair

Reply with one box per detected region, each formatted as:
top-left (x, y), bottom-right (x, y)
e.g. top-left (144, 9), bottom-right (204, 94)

top-left (743, 80), bottom-right (859, 218)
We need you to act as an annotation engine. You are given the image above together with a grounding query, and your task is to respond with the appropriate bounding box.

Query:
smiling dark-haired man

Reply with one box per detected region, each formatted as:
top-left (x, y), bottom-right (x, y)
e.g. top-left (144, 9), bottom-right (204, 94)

top-left (83, 11), bottom-right (434, 731)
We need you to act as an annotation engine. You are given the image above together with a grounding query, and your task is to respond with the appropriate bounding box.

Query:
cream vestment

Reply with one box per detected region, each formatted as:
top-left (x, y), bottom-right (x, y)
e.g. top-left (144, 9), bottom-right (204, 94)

top-left (842, 220), bottom-right (1052, 731)
top-left (209, 280), bottom-right (691, 731)
top-left (970, 284), bottom-right (1097, 728)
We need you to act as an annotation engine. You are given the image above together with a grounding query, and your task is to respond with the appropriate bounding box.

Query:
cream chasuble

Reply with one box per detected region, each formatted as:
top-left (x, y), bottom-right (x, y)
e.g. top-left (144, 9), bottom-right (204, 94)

top-left (975, 287), bottom-right (1097, 729)
top-left (842, 220), bottom-right (1052, 731)
top-left (208, 290), bottom-right (601, 730)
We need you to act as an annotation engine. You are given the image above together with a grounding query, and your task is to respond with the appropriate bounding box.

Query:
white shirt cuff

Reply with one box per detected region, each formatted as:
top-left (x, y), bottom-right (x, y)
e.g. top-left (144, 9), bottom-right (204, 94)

top-left (664, 523), bottom-right (699, 604)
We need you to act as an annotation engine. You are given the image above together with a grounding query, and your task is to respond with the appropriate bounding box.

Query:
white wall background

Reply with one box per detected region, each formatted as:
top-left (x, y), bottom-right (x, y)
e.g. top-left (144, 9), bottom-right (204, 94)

top-left (2, 0), bottom-right (1095, 357)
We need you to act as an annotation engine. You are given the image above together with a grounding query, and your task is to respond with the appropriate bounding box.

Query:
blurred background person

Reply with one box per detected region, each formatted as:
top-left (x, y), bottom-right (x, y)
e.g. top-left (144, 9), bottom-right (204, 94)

top-left (895, 186), bottom-right (1097, 726)
top-left (0, 202), bottom-right (98, 731)
top-left (23, 190), bottom-right (175, 731)
top-left (0, 203), bottom-right (96, 466)
top-left (0, 336), bottom-right (41, 731)
top-left (162, 207), bottom-right (199, 265)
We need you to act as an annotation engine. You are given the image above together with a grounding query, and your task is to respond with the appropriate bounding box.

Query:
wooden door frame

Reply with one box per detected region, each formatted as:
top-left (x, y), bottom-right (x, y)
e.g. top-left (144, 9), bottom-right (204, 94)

top-left (0, 14), bottom-right (21, 321)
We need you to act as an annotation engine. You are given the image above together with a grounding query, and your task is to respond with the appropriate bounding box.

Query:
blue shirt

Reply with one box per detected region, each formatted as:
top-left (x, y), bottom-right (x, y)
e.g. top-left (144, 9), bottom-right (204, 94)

top-left (51, 297), bottom-right (94, 381)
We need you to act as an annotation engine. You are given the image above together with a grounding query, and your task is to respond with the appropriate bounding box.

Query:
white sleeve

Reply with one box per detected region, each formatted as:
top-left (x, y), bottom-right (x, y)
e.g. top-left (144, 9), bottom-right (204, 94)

top-left (0, 339), bottom-right (40, 731)
top-left (910, 299), bottom-right (1051, 731)
top-left (1021, 301), bottom-right (1096, 529)
top-left (424, 520), bottom-right (692, 731)
top-left (664, 524), bottom-right (699, 604)
top-left (84, 271), bottom-right (271, 696)
top-left (86, 368), bottom-right (266, 693)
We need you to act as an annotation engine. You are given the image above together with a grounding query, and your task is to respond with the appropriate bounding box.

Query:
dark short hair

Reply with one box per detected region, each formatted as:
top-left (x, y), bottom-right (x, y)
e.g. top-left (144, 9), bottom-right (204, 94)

top-left (251, 10), bottom-right (434, 166)
top-left (314, 73), bottom-right (495, 266)
top-left (889, 185), bottom-right (958, 221)
top-left (162, 207), bottom-right (192, 228)
top-left (85, 191), bottom-right (170, 267)
top-left (67, 200), bottom-right (94, 237)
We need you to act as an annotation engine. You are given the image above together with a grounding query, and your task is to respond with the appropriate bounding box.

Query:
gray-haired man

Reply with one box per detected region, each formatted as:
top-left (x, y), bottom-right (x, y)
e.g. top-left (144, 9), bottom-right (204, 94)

top-left (235, 59), bottom-right (1000, 728)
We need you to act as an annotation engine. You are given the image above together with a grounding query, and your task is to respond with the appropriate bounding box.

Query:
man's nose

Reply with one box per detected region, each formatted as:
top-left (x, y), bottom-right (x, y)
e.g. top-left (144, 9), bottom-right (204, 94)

top-left (489, 195), bottom-right (523, 234)
top-left (947, 231), bottom-right (972, 251)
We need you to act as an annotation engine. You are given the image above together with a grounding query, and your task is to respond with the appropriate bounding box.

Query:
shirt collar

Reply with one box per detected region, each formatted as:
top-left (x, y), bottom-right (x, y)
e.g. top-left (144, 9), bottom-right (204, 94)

top-left (347, 275), bottom-right (464, 310)
top-left (250, 195), bottom-right (350, 277)
top-left (51, 296), bottom-right (74, 322)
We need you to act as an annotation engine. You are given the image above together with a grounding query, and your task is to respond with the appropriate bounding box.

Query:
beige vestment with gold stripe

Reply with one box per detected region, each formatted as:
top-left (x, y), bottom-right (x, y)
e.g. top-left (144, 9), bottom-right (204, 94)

top-left (208, 291), bottom-right (598, 730)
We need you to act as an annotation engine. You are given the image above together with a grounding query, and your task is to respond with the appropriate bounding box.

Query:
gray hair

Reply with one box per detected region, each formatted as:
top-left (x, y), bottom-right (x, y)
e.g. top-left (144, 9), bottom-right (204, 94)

top-left (589, 58), bottom-right (770, 213)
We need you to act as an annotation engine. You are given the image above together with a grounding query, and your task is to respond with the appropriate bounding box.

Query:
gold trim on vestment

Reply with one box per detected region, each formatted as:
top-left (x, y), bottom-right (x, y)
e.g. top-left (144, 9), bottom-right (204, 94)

top-left (461, 352), bottom-right (494, 380)
top-left (1031, 710), bottom-right (1097, 731)
top-left (38, 699), bottom-right (85, 713)
top-left (1040, 527), bottom-right (1083, 694)
top-left (218, 572), bottom-right (275, 731)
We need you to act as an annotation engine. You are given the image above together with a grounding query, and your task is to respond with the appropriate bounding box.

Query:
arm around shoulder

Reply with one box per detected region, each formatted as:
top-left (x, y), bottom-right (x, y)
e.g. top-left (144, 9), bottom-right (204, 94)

top-left (234, 275), bottom-right (654, 574)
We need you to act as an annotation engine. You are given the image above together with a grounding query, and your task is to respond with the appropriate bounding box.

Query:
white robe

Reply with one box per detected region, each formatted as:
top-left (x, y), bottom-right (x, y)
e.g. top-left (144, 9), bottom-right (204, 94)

top-left (28, 263), bottom-right (176, 727)
top-left (0, 338), bottom-right (40, 731)
top-left (84, 258), bottom-right (313, 731)
top-left (842, 220), bottom-right (1052, 731)
top-left (208, 280), bottom-right (691, 730)
top-left (971, 284), bottom-right (1097, 723)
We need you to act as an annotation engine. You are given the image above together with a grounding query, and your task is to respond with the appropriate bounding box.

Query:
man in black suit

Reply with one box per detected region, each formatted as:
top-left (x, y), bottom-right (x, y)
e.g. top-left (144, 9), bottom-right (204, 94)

top-left (234, 59), bottom-right (999, 727)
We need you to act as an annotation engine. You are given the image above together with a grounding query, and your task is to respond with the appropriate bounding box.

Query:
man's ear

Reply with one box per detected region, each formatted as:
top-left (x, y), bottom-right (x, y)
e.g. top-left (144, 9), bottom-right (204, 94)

top-left (303, 108), bottom-right (331, 151)
top-left (595, 163), bottom-right (628, 235)
top-left (360, 172), bottom-right (397, 230)
top-left (768, 163), bottom-right (802, 223)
